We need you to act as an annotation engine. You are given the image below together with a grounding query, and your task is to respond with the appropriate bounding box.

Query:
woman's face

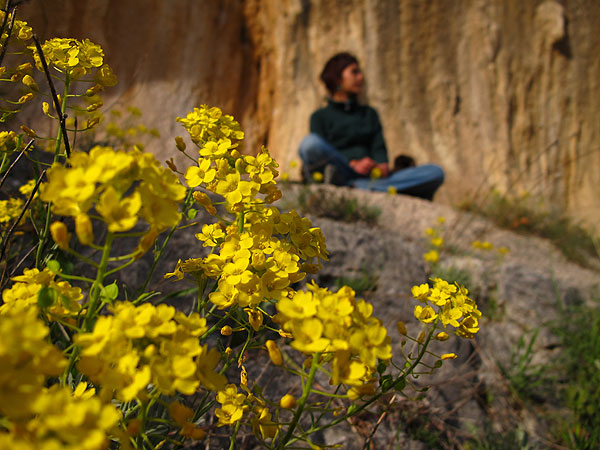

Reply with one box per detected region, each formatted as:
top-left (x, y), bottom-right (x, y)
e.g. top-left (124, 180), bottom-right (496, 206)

top-left (338, 62), bottom-right (364, 95)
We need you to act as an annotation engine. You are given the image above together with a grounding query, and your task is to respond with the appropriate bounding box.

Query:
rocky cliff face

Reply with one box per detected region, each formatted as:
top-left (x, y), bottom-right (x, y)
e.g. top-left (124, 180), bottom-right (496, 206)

top-left (21, 0), bottom-right (600, 230)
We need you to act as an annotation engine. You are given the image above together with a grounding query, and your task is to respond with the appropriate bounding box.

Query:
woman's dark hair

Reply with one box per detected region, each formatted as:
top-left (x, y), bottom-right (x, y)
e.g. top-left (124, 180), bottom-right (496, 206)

top-left (320, 52), bottom-right (358, 96)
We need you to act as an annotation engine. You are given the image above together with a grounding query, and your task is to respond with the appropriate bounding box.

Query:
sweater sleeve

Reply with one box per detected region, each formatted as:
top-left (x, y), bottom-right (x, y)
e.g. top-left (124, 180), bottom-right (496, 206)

top-left (369, 108), bottom-right (389, 163)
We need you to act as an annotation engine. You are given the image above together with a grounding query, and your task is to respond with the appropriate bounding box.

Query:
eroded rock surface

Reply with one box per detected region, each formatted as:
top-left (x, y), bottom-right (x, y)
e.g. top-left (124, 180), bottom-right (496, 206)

top-left (20, 0), bottom-right (600, 232)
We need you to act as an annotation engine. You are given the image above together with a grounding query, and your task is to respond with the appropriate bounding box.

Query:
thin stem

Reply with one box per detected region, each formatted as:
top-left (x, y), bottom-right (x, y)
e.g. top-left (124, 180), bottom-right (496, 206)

top-left (104, 257), bottom-right (135, 277)
top-left (136, 189), bottom-right (193, 297)
top-left (228, 419), bottom-right (242, 450)
top-left (287, 325), bottom-right (439, 448)
top-left (276, 353), bottom-right (320, 449)
top-left (82, 232), bottom-right (114, 332)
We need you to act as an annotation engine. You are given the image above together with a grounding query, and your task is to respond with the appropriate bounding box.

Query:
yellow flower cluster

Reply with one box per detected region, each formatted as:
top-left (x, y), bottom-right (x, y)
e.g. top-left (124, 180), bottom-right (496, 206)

top-left (423, 218), bottom-right (445, 264)
top-left (275, 283), bottom-right (392, 394)
top-left (176, 105), bottom-right (244, 148)
top-left (75, 302), bottom-right (227, 401)
top-left (411, 278), bottom-right (481, 338)
top-left (31, 38), bottom-right (116, 84)
top-left (0, 131), bottom-right (20, 154)
top-left (169, 106), bottom-right (328, 313)
top-left (0, 11), bottom-right (33, 42)
top-left (215, 384), bottom-right (248, 426)
top-left (214, 384), bottom-right (278, 439)
top-left (0, 197), bottom-right (24, 225)
top-left (0, 307), bottom-right (119, 450)
top-left (1, 268), bottom-right (83, 320)
top-left (40, 145), bottom-right (186, 250)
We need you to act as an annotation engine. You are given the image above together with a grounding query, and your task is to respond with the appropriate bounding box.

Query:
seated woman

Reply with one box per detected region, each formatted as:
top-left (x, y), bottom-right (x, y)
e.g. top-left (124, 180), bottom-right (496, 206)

top-left (298, 52), bottom-right (444, 200)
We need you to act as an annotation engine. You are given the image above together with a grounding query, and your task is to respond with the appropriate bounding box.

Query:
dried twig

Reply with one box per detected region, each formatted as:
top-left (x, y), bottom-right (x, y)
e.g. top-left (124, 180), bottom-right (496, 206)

top-left (32, 34), bottom-right (71, 157)
top-left (0, 168), bottom-right (46, 265)
top-left (0, 0), bottom-right (16, 67)
top-left (0, 139), bottom-right (34, 191)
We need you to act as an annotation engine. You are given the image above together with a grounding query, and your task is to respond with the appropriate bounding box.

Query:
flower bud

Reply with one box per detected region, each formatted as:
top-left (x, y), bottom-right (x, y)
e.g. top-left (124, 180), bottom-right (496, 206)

top-left (50, 221), bottom-right (70, 250)
top-left (175, 136), bottom-right (186, 152)
top-left (20, 125), bottom-right (38, 138)
top-left (279, 394), bottom-right (296, 409)
top-left (417, 331), bottom-right (426, 343)
top-left (220, 325), bottom-right (233, 336)
top-left (17, 63), bottom-right (33, 72)
top-left (86, 116), bottom-right (101, 128)
top-left (265, 340), bottom-right (282, 366)
top-left (435, 332), bottom-right (450, 341)
top-left (22, 74), bottom-right (38, 91)
top-left (245, 308), bottom-right (263, 331)
top-left (396, 321), bottom-right (407, 336)
top-left (75, 213), bottom-right (94, 246)
top-left (17, 93), bottom-right (34, 104)
top-left (86, 102), bottom-right (103, 112)
top-left (441, 353), bottom-right (458, 360)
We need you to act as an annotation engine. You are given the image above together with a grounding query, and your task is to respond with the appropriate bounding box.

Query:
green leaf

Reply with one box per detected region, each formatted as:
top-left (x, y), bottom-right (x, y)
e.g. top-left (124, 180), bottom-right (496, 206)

top-left (434, 360), bottom-right (443, 368)
top-left (394, 378), bottom-right (406, 392)
top-left (38, 285), bottom-right (57, 308)
top-left (187, 208), bottom-right (198, 219)
top-left (46, 260), bottom-right (61, 272)
top-left (379, 374), bottom-right (393, 391)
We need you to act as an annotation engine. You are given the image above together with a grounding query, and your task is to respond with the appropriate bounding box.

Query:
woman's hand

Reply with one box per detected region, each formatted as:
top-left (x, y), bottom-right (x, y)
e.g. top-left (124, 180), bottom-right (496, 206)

top-left (350, 158), bottom-right (389, 177)
top-left (349, 157), bottom-right (377, 175)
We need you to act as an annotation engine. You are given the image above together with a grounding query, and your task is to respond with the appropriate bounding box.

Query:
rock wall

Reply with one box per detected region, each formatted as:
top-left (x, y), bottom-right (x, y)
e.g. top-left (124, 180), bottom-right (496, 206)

top-left (20, 0), bottom-right (600, 230)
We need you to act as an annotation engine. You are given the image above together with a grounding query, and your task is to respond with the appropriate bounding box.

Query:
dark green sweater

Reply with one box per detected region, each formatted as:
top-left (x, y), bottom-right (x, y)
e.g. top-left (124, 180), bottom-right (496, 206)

top-left (309, 97), bottom-right (388, 163)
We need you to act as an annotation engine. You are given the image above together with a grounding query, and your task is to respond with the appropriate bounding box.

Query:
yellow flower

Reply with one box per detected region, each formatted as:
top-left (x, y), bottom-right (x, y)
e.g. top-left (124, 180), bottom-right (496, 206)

top-left (431, 237), bottom-right (444, 247)
top-left (312, 171), bottom-right (324, 182)
top-left (411, 283), bottom-right (430, 302)
top-left (185, 158), bottom-right (216, 187)
top-left (441, 353), bottom-right (458, 360)
top-left (0, 131), bottom-right (20, 154)
top-left (423, 249), bottom-right (439, 263)
top-left (387, 186), bottom-right (397, 195)
top-left (96, 187), bottom-right (141, 232)
top-left (414, 304), bottom-right (438, 323)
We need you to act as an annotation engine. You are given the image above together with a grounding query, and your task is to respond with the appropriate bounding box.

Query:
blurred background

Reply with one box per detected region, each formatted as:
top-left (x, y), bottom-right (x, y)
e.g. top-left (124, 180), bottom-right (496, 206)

top-left (19, 0), bottom-right (600, 232)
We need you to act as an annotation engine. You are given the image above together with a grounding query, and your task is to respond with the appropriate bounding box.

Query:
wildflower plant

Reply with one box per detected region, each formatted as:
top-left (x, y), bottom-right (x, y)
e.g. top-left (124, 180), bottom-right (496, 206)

top-left (0, 8), bottom-right (482, 449)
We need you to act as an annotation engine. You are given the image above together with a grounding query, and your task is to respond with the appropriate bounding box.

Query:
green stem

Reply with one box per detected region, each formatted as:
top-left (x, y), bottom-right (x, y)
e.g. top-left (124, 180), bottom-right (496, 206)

top-left (276, 353), bottom-right (320, 449)
top-left (291, 325), bottom-right (438, 446)
top-left (228, 419), bottom-right (242, 450)
top-left (136, 189), bottom-right (194, 298)
top-left (82, 232), bottom-right (114, 332)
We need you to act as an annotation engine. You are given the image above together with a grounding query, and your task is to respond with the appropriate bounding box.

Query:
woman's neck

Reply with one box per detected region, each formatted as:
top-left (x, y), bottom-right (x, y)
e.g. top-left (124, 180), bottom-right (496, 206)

top-left (332, 91), bottom-right (350, 102)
